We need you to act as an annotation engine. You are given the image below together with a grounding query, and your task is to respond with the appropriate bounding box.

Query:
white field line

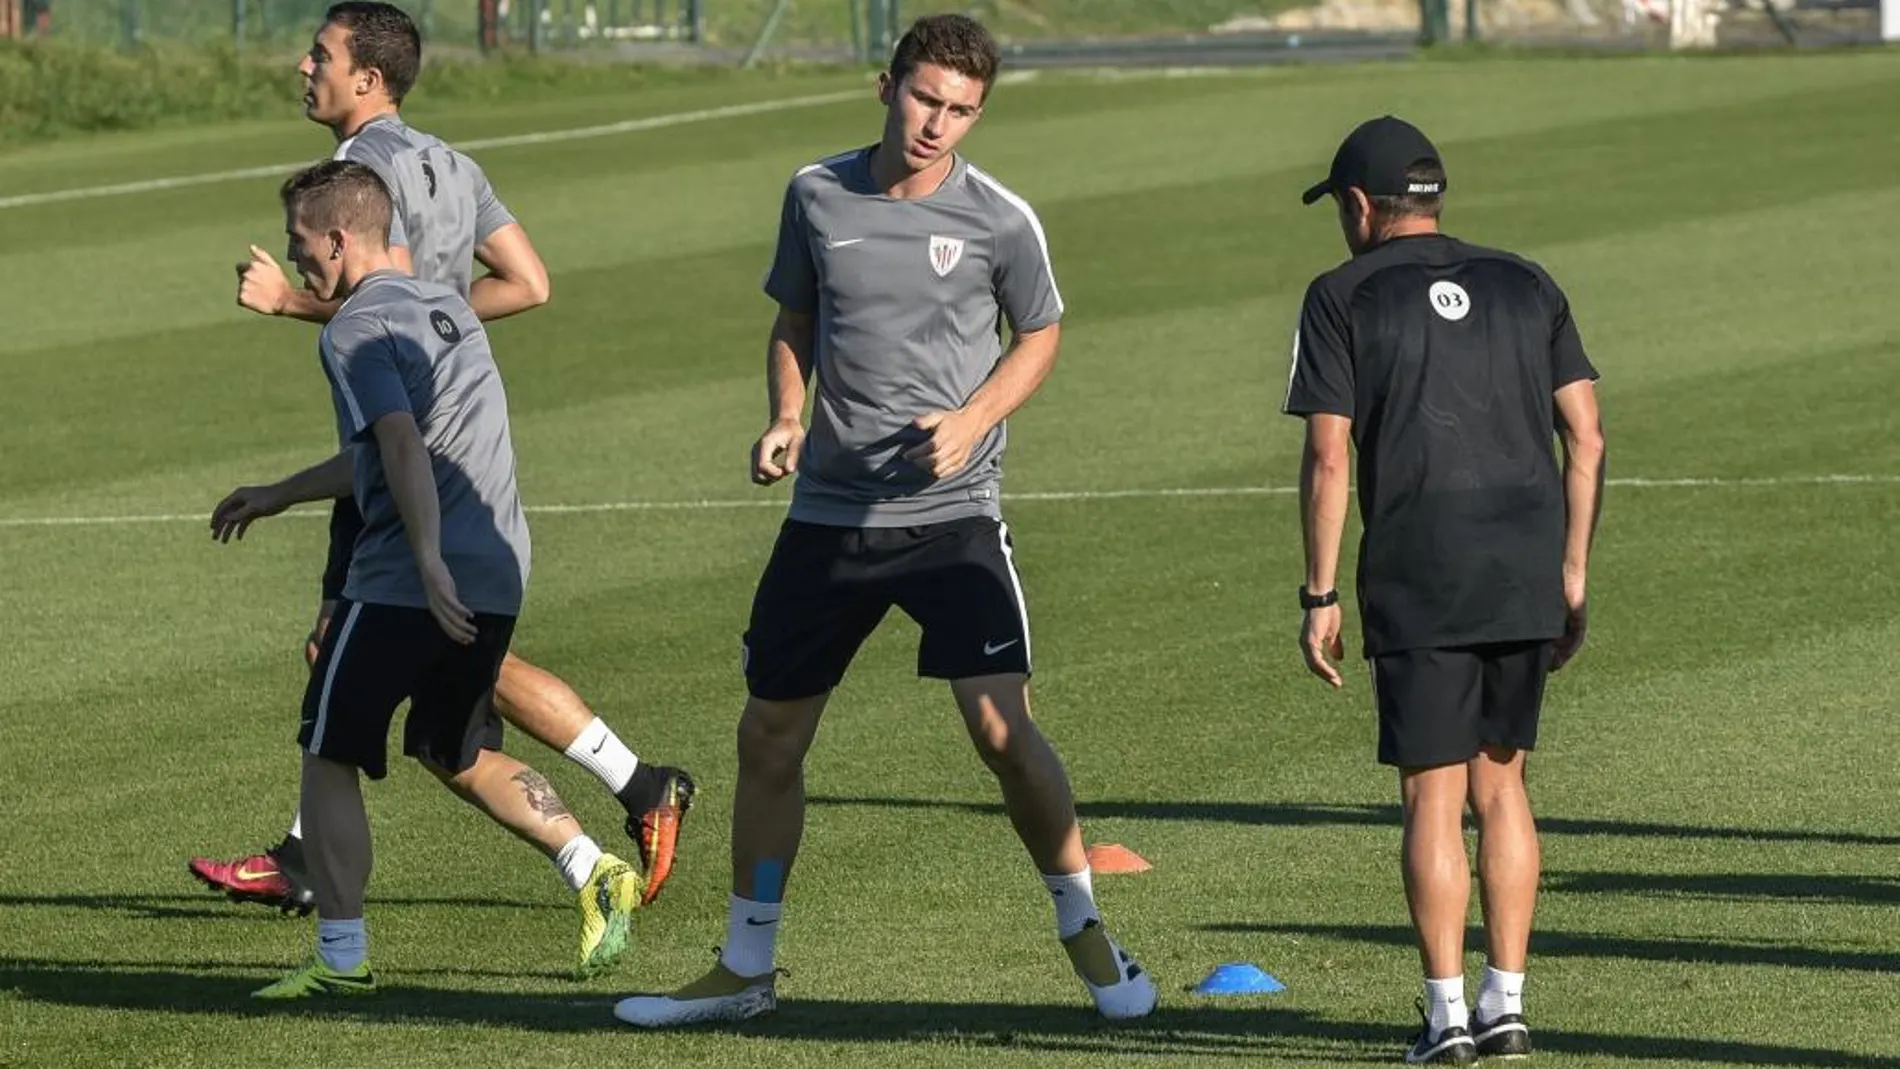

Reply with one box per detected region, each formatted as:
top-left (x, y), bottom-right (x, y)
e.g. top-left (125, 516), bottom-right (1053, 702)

top-left (0, 89), bottom-right (865, 211)
top-left (0, 65), bottom-right (1268, 212)
top-left (1, 474), bottom-right (1893, 531)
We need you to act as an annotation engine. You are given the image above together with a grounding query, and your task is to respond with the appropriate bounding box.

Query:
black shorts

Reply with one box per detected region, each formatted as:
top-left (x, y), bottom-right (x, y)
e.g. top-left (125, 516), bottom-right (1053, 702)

top-left (742, 517), bottom-right (1033, 701)
top-left (1371, 640), bottom-right (1554, 768)
top-left (298, 599), bottom-right (514, 780)
top-left (321, 497), bottom-right (365, 602)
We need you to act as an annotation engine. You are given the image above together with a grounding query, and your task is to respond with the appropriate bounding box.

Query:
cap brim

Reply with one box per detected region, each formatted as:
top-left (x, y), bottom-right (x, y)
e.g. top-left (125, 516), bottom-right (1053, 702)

top-left (1300, 180), bottom-right (1333, 205)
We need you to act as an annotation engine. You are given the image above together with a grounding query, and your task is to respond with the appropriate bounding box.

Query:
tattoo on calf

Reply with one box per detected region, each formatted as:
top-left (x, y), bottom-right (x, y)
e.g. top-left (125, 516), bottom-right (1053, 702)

top-left (512, 769), bottom-right (574, 823)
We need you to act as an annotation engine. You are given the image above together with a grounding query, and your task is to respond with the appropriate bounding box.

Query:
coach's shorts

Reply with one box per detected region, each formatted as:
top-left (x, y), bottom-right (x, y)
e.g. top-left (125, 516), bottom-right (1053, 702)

top-left (298, 599), bottom-right (514, 780)
top-left (321, 497), bottom-right (366, 602)
top-left (1371, 640), bottom-right (1554, 768)
top-left (742, 517), bottom-right (1033, 701)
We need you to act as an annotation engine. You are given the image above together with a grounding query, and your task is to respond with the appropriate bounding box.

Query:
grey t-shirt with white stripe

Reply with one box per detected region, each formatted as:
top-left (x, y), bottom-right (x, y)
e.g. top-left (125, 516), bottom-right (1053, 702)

top-left (319, 271), bottom-right (531, 616)
top-left (335, 114), bottom-right (516, 298)
top-left (765, 148), bottom-right (1064, 527)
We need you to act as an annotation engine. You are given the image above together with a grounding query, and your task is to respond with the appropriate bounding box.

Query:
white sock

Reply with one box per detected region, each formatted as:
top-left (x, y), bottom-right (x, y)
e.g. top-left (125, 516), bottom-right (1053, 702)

top-left (564, 717), bottom-right (639, 794)
top-left (317, 918), bottom-right (367, 972)
top-left (554, 835), bottom-right (604, 893)
top-left (1477, 966), bottom-right (1524, 1021)
top-left (719, 894), bottom-right (781, 979)
top-left (1425, 976), bottom-right (1469, 1034)
top-left (1042, 869), bottom-right (1101, 940)
top-left (287, 811), bottom-right (303, 841)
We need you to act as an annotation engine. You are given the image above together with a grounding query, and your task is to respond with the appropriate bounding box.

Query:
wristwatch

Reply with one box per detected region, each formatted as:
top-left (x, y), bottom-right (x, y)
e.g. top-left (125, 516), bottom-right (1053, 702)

top-left (1299, 587), bottom-right (1339, 610)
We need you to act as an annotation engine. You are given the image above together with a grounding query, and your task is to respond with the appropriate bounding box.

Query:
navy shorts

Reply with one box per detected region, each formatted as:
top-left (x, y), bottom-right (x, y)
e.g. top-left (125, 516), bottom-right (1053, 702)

top-left (299, 600), bottom-right (513, 780)
top-left (742, 517), bottom-right (1034, 701)
top-left (321, 497), bottom-right (365, 602)
top-left (1371, 640), bottom-right (1554, 767)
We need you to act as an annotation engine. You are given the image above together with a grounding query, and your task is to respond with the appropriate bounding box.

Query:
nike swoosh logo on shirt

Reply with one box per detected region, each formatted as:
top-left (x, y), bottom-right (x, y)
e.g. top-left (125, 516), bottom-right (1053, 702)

top-left (826, 238), bottom-right (865, 249)
top-left (984, 639), bottom-right (1021, 656)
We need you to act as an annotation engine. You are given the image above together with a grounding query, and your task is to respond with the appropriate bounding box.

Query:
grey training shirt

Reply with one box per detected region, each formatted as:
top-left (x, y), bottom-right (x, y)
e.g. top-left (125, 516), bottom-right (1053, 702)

top-left (319, 271), bottom-right (531, 616)
top-left (335, 114), bottom-right (516, 298)
top-left (765, 148), bottom-right (1064, 527)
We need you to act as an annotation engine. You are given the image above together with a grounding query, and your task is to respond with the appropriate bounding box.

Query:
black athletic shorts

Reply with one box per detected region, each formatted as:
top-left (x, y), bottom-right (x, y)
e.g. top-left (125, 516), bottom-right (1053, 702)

top-left (1371, 640), bottom-right (1554, 768)
top-left (298, 599), bottom-right (514, 780)
top-left (321, 497), bottom-right (366, 602)
top-left (742, 517), bottom-right (1033, 701)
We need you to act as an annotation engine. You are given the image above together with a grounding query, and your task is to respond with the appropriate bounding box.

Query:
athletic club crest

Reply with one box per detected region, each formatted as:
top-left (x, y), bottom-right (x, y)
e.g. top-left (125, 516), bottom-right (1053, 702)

top-left (929, 235), bottom-right (965, 278)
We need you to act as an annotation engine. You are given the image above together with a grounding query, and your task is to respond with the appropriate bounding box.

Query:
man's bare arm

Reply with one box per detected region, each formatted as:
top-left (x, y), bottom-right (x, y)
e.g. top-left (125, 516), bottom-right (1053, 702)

top-left (963, 323), bottom-right (1061, 433)
top-left (243, 245), bottom-right (415, 323)
top-left (902, 323), bottom-right (1061, 479)
top-left (1551, 379), bottom-right (1605, 670)
top-left (1554, 380), bottom-right (1606, 588)
top-left (1300, 414), bottom-right (1353, 596)
top-left (371, 411), bottom-right (476, 643)
top-left (767, 307), bottom-right (817, 424)
top-left (1298, 414), bottom-right (1353, 687)
top-left (469, 223), bottom-right (551, 322)
top-left (751, 307), bottom-right (816, 485)
top-left (209, 449), bottom-right (354, 542)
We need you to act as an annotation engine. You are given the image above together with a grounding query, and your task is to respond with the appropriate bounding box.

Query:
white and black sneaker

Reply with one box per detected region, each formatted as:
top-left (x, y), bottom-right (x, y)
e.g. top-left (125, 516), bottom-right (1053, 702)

top-left (1405, 1000), bottom-right (1478, 1064)
top-left (1473, 1013), bottom-right (1532, 1058)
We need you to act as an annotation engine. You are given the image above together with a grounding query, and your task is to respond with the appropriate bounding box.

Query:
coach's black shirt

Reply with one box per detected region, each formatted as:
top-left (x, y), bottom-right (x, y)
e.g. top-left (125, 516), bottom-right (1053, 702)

top-left (1283, 233), bottom-right (1599, 656)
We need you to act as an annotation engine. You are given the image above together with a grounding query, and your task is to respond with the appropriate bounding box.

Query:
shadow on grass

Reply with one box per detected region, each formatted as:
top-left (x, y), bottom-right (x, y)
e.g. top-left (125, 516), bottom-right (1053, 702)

top-left (3, 959), bottom-right (1897, 1065)
top-left (1544, 871), bottom-right (1900, 905)
top-left (0, 955), bottom-right (579, 982)
top-left (1213, 921), bottom-right (1900, 973)
top-left (0, 892), bottom-right (565, 922)
top-left (807, 796), bottom-right (1900, 847)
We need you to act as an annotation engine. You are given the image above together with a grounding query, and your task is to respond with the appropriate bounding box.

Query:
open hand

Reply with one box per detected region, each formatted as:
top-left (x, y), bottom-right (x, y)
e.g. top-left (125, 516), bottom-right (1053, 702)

top-left (421, 557), bottom-right (477, 645)
top-left (209, 484), bottom-right (289, 543)
top-left (1301, 604), bottom-right (1346, 688)
top-left (1551, 573), bottom-right (1588, 671)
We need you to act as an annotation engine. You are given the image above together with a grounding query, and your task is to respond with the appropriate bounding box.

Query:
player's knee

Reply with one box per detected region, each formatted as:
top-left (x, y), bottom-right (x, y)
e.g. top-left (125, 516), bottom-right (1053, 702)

top-left (1399, 762), bottom-right (1468, 819)
top-left (415, 754), bottom-right (472, 791)
top-left (968, 706), bottom-right (1018, 766)
top-left (736, 697), bottom-right (816, 781)
top-left (969, 705), bottom-right (1047, 779)
top-left (1467, 752), bottom-right (1529, 820)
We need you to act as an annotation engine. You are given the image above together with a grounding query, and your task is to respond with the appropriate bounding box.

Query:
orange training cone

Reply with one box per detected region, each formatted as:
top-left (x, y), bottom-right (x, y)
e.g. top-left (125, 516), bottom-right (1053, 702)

top-left (1085, 843), bottom-right (1152, 874)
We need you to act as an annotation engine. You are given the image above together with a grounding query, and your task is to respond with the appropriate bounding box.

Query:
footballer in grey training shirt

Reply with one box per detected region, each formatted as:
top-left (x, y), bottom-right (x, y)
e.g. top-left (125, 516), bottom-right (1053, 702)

top-left (765, 147), bottom-right (1063, 527)
top-left (320, 270), bottom-right (530, 616)
top-left (611, 17), bottom-right (1156, 1031)
top-left (203, 6), bottom-right (672, 943)
top-left (334, 114), bottom-right (517, 299)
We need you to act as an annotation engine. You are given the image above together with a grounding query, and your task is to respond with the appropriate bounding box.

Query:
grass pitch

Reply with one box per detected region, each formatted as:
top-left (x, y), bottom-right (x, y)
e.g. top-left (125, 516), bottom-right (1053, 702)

top-left (2, 50), bottom-right (1899, 1069)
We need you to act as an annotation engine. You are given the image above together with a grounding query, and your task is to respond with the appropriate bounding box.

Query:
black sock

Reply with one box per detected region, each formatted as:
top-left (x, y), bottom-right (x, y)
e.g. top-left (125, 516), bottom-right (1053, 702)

top-left (616, 762), bottom-right (668, 814)
top-left (273, 833), bottom-right (307, 869)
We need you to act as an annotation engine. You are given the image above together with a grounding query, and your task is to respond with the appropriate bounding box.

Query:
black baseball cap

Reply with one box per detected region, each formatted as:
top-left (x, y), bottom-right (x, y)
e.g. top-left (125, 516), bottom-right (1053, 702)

top-left (1301, 116), bottom-right (1446, 205)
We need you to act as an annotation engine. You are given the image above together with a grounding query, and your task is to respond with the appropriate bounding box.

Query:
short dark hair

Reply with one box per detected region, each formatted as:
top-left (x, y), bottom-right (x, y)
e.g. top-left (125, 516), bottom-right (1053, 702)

top-left (1368, 159), bottom-right (1445, 221)
top-left (889, 14), bottom-right (1002, 102)
top-left (326, 2), bottom-right (422, 104)
top-left (282, 160), bottom-right (394, 244)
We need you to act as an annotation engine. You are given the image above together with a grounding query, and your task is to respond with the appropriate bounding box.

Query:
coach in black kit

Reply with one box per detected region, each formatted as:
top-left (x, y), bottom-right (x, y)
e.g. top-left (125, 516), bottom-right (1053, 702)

top-left (1282, 116), bottom-right (1607, 1065)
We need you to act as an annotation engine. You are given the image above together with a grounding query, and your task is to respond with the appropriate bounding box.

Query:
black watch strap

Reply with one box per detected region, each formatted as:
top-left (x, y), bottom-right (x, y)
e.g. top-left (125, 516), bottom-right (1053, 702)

top-left (1299, 587), bottom-right (1339, 610)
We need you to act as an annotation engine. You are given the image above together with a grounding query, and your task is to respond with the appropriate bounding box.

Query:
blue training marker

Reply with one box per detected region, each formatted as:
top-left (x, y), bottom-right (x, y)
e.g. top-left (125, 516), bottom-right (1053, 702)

top-left (1194, 962), bottom-right (1287, 996)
